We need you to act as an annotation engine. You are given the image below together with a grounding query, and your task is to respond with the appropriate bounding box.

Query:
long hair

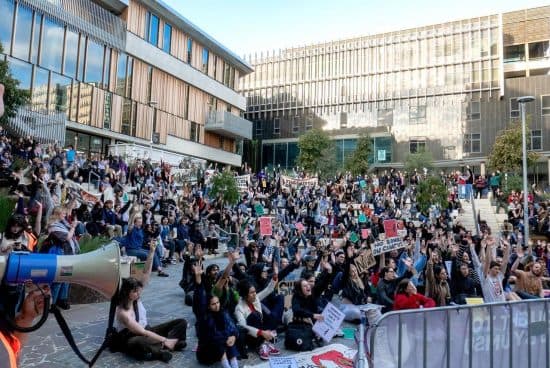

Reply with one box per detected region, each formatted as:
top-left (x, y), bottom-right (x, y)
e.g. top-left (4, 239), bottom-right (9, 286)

top-left (118, 277), bottom-right (143, 310)
top-left (395, 278), bottom-right (411, 296)
top-left (4, 214), bottom-right (28, 240)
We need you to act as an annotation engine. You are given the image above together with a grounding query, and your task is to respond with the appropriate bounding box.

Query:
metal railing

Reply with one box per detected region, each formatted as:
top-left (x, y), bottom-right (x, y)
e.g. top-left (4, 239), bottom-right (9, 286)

top-left (6, 106), bottom-right (66, 144)
top-left (366, 298), bottom-right (550, 368)
top-left (88, 171), bottom-right (101, 192)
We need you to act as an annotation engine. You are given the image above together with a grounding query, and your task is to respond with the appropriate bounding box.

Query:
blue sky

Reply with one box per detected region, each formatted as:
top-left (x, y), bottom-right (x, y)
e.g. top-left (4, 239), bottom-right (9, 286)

top-left (162, 0), bottom-right (550, 58)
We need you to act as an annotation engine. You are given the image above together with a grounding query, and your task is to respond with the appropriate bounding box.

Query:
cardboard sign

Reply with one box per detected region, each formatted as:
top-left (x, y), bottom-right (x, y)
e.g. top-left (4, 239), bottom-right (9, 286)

top-left (371, 237), bottom-right (406, 256)
top-left (383, 219), bottom-right (398, 238)
top-left (358, 213), bottom-right (367, 223)
top-left (349, 232), bottom-right (359, 243)
top-left (259, 217), bottom-right (272, 236)
top-left (359, 179), bottom-right (367, 188)
top-left (354, 249), bottom-right (376, 274)
top-left (312, 302), bottom-right (346, 343)
top-left (361, 228), bottom-right (370, 239)
top-left (295, 222), bottom-right (305, 232)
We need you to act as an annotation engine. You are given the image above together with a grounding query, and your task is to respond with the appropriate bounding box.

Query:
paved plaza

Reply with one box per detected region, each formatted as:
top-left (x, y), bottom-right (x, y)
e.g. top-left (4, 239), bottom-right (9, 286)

top-left (20, 256), bottom-right (358, 367)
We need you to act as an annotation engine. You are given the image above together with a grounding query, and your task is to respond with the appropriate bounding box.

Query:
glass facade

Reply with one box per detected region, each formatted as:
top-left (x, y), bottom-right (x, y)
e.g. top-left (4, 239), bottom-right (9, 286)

top-left (12, 3), bottom-right (32, 60)
top-left (40, 17), bottom-right (64, 73)
top-left (163, 23), bottom-right (171, 53)
top-left (85, 39), bottom-right (104, 86)
top-left (64, 29), bottom-right (79, 78)
top-left (0, 0), bottom-right (14, 52)
top-left (7, 56), bottom-right (32, 93)
top-left (145, 12), bottom-right (159, 46)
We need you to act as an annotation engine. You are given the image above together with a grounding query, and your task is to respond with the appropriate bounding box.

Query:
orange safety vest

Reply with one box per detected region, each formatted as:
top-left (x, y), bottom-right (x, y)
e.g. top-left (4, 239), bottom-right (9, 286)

top-left (25, 231), bottom-right (38, 253)
top-left (0, 331), bottom-right (18, 368)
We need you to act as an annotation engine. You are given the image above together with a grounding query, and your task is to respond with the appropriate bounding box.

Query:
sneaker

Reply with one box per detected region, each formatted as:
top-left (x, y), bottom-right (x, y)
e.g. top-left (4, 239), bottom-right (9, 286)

top-left (258, 343), bottom-right (270, 360)
top-left (267, 342), bottom-right (280, 356)
top-left (170, 258), bottom-right (177, 265)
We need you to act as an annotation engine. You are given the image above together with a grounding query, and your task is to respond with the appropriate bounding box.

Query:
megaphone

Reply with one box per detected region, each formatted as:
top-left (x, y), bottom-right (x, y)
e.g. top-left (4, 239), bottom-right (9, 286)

top-left (0, 243), bottom-right (123, 299)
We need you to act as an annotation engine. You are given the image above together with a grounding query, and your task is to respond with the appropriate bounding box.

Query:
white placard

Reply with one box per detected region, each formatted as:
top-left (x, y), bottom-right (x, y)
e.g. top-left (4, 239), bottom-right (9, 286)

top-left (371, 237), bottom-right (406, 256)
top-left (269, 357), bottom-right (298, 368)
top-left (312, 302), bottom-right (346, 343)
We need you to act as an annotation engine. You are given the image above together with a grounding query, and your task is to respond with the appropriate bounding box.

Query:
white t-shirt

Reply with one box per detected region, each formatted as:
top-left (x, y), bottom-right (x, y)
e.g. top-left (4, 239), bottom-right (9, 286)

top-left (482, 274), bottom-right (505, 303)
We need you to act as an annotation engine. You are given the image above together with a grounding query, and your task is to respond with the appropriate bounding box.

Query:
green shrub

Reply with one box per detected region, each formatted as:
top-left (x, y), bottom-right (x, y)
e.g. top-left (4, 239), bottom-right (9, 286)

top-left (0, 196), bottom-right (16, 233)
top-left (78, 235), bottom-right (111, 254)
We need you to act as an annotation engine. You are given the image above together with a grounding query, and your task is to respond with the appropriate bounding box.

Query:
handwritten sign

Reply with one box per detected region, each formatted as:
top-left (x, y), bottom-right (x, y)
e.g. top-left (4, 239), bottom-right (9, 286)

top-left (371, 237), bottom-right (406, 256)
top-left (358, 213), bottom-right (367, 223)
top-left (254, 203), bottom-right (264, 216)
top-left (259, 217), bottom-right (272, 236)
top-left (354, 249), bottom-right (376, 274)
top-left (295, 222), bottom-right (305, 232)
top-left (361, 228), bottom-right (370, 239)
top-left (349, 232), bottom-right (359, 243)
top-left (312, 302), bottom-right (346, 343)
top-left (269, 357), bottom-right (298, 368)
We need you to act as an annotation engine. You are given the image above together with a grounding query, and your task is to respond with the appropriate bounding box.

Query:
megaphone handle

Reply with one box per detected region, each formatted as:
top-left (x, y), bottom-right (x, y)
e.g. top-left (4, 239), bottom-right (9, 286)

top-left (9, 296), bottom-right (51, 333)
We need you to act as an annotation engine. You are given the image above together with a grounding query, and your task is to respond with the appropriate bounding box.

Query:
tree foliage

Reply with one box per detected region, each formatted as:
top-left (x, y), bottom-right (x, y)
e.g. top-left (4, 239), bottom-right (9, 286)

top-left (210, 170), bottom-right (240, 205)
top-left (297, 129), bottom-right (337, 179)
top-left (344, 134), bottom-right (372, 176)
top-left (487, 121), bottom-right (539, 174)
top-left (404, 151), bottom-right (434, 173)
top-left (416, 176), bottom-right (448, 214)
top-left (0, 43), bottom-right (29, 126)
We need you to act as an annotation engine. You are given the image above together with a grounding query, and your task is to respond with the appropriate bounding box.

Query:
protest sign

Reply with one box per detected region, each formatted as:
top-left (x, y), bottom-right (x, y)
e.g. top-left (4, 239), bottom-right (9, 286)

top-left (445, 261), bottom-right (452, 280)
top-left (359, 179), bottom-right (367, 188)
top-left (254, 203), bottom-right (264, 216)
top-left (361, 228), bottom-right (370, 239)
top-left (235, 174), bottom-right (250, 192)
top-left (313, 302), bottom-right (346, 343)
top-left (383, 219), bottom-right (398, 238)
top-left (354, 249), bottom-right (376, 274)
top-left (349, 232), bottom-right (359, 243)
top-left (358, 213), bottom-right (367, 223)
top-left (371, 237), bottom-right (406, 256)
top-left (247, 344), bottom-right (356, 368)
top-left (269, 357), bottom-right (298, 368)
top-left (259, 217), bottom-right (272, 236)
top-left (295, 222), bottom-right (305, 232)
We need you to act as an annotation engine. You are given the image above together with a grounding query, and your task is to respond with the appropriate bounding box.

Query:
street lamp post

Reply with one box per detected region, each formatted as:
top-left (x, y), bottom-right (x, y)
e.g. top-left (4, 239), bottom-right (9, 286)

top-left (149, 101), bottom-right (158, 160)
top-left (517, 95), bottom-right (535, 253)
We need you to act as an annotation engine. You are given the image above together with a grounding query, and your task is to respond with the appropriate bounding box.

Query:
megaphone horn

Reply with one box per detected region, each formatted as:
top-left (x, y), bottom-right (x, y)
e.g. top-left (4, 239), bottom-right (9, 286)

top-left (4, 243), bottom-right (121, 299)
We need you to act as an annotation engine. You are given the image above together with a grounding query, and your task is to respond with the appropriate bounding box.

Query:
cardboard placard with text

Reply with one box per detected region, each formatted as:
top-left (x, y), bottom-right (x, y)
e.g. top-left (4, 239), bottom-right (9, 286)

top-left (371, 237), bottom-right (406, 256)
top-left (259, 217), bottom-right (272, 236)
top-left (383, 219), bottom-right (398, 238)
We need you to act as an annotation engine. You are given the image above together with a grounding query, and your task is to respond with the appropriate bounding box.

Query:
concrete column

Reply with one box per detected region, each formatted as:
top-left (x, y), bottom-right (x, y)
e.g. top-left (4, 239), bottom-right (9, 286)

top-left (480, 162), bottom-right (486, 176)
top-left (547, 156), bottom-right (550, 186)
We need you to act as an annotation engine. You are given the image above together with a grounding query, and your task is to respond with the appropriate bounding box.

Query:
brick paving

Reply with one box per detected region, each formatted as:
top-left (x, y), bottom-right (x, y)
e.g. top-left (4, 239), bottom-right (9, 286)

top-left (20, 256), bottom-right (358, 368)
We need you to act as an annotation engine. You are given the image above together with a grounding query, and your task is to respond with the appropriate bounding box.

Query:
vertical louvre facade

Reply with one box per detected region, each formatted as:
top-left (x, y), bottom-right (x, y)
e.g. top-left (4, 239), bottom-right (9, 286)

top-left (242, 6), bottom-right (550, 179)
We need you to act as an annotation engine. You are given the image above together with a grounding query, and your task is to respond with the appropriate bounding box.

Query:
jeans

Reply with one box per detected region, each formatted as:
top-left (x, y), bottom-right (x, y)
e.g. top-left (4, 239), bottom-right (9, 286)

top-left (126, 248), bottom-right (160, 271)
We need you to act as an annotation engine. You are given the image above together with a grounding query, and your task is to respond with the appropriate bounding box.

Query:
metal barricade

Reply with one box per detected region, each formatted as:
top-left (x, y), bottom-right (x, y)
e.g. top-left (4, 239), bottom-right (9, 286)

top-left (367, 299), bottom-right (550, 368)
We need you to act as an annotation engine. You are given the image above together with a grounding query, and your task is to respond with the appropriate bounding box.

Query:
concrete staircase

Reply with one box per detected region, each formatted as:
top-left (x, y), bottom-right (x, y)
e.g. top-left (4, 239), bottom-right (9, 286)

top-left (457, 198), bottom-right (504, 234)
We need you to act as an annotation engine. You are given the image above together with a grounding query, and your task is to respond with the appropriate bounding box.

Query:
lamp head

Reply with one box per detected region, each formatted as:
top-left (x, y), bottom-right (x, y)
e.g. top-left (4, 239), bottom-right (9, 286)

top-left (517, 96), bottom-right (535, 104)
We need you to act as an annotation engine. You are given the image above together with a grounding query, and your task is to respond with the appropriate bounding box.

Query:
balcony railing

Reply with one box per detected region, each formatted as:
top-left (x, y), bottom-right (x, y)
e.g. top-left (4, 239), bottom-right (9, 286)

top-left (7, 106), bottom-right (66, 144)
top-left (205, 110), bottom-right (252, 140)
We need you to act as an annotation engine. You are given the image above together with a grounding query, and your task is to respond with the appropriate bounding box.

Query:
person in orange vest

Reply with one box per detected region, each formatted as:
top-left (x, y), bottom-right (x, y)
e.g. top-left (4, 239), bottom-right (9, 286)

top-left (0, 285), bottom-right (51, 368)
top-left (0, 210), bottom-right (42, 255)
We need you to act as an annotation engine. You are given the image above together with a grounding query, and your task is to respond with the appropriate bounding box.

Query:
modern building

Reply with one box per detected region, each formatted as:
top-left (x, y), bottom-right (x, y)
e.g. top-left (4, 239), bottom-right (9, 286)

top-left (0, 0), bottom-right (253, 166)
top-left (241, 6), bottom-right (550, 183)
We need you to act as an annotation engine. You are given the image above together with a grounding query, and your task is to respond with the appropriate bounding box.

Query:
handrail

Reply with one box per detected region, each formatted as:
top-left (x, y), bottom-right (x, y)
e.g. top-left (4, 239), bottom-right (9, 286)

top-left (469, 187), bottom-right (480, 236)
top-left (88, 171), bottom-right (101, 190)
top-left (214, 225), bottom-right (240, 249)
top-left (366, 298), bottom-right (550, 368)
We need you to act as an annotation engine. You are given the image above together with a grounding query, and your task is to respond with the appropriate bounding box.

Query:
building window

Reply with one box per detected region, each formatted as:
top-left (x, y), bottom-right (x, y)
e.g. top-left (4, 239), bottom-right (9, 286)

top-left (510, 98), bottom-right (520, 118)
top-left (273, 118), bottom-right (280, 135)
top-left (467, 101), bottom-right (481, 120)
top-left (201, 48), bottom-right (209, 74)
top-left (0, 0), bottom-right (14, 52)
top-left (223, 63), bottom-right (230, 86)
top-left (463, 133), bottom-right (481, 153)
top-left (146, 65), bottom-right (153, 103)
top-left (190, 121), bottom-right (199, 142)
top-left (103, 92), bottom-right (112, 130)
top-left (162, 23), bottom-right (172, 53)
top-left (377, 108), bottom-right (393, 126)
top-left (531, 130), bottom-right (542, 150)
top-left (504, 45), bottom-right (525, 63)
top-left (145, 12), bottom-right (159, 46)
top-left (542, 95), bottom-right (550, 116)
top-left (255, 121), bottom-right (263, 138)
top-left (12, 2), bottom-right (33, 61)
top-left (121, 98), bottom-right (132, 135)
top-left (409, 105), bottom-right (426, 124)
top-left (40, 17), bottom-right (64, 74)
top-left (528, 41), bottom-right (549, 60)
top-left (30, 12), bottom-right (42, 65)
top-left (85, 39), bottom-right (105, 87)
top-left (409, 139), bottom-right (426, 154)
top-left (187, 38), bottom-right (193, 63)
top-left (292, 116), bottom-right (300, 134)
top-left (64, 29), bottom-right (79, 79)
top-left (339, 112), bottom-right (348, 129)
top-left (305, 115), bottom-right (313, 131)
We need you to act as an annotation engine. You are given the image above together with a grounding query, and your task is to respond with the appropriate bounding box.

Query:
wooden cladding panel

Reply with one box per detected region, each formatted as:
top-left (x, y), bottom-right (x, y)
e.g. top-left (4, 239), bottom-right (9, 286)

top-left (90, 87), bottom-right (105, 129)
top-left (167, 115), bottom-right (189, 140)
top-left (503, 7), bottom-right (550, 45)
top-left (109, 50), bottom-right (118, 93)
top-left (216, 57), bottom-right (224, 83)
top-left (111, 94), bottom-right (123, 133)
top-left (135, 104), bottom-right (153, 141)
top-left (187, 86), bottom-right (208, 124)
top-left (217, 100), bottom-right (227, 112)
top-left (207, 54), bottom-right (216, 79)
top-left (151, 69), bottom-right (186, 117)
top-left (131, 60), bottom-right (150, 105)
top-left (204, 131), bottom-right (218, 148)
top-left (172, 28), bottom-right (187, 61)
top-left (191, 41), bottom-right (203, 70)
top-left (127, 0), bottom-right (147, 37)
top-left (223, 138), bottom-right (235, 152)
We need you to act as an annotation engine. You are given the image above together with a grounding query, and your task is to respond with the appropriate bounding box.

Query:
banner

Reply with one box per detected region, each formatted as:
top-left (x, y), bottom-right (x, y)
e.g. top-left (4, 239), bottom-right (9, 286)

top-left (280, 175), bottom-right (318, 188)
top-left (372, 237), bottom-right (406, 256)
top-left (246, 344), bottom-right (356, 368)
top-left (259, 217), bottom-right (272, 236)
top-left (383, 219), bottom-right (398, 238)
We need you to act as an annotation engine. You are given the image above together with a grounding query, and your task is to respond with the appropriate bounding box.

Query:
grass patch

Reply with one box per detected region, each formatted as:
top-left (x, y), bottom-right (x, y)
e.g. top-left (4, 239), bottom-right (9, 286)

top-left (0, 195), bottom-right (16, 233)
top-left (79, 234), bottom-right (111, 254)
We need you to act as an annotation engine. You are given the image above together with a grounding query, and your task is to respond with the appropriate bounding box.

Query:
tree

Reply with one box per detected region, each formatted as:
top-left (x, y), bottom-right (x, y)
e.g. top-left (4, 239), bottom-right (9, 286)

top-left (404, 150), bottom-right (434, 173)
top-left (209, 170), bottom-right (240, 205)
top-left (344, 134), bottom-right (372, 176)
top-left (296, 129), bottom-right (337, 179)
top-left (0, 43), bottom-right (29, 126)
top-left (487, 121), bottom-right (539, 174)
top-left (416, 176), bottom-right (448, 214)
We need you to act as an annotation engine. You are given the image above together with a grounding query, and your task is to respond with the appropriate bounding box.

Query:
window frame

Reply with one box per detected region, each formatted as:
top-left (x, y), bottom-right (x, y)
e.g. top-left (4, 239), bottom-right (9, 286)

top-left (541, 95), bottom-right (550, 116)
top-left (467, 101), bottom-right (481, 121)
top-left (273, 117), bottom-right (280, 135)
top-left (463, 133), bottom-right (481, 153)
top-left (162, 23), bottom-right (172, 53)
top-left (409, 139), bottom-right (426, 154)
top-left (530, 129), bottom-right (542, 151)
top-left (292, 116), bottom-right (300, 134)
top-left (409, 105), bottom-right (427, 124)
top-left (510, 97), bottom-right (520, 118)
